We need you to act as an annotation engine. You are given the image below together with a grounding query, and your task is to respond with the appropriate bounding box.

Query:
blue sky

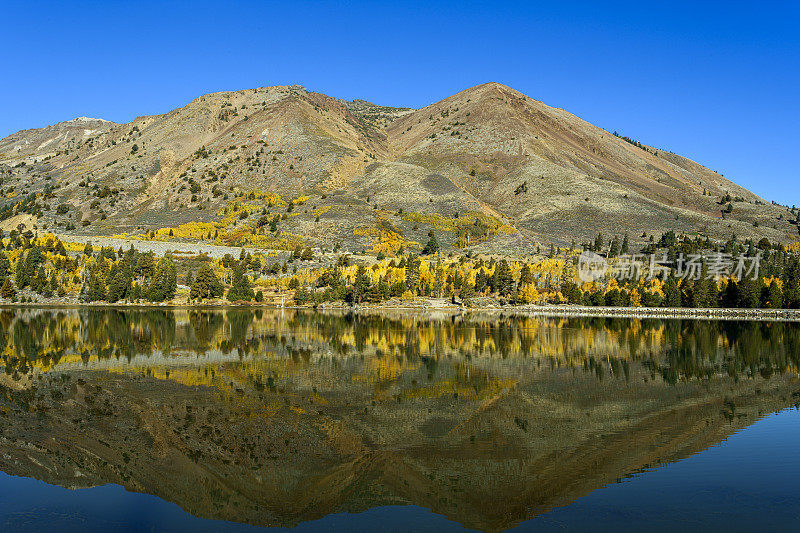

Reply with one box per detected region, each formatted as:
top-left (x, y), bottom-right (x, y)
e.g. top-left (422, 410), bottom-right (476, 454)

top-left (2, 1), bottom-right (798, 204)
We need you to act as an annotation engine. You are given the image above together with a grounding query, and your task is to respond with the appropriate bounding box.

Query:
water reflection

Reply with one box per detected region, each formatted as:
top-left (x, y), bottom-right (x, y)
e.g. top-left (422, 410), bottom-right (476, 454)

top-left (0, 309), bottom-right (799, 531)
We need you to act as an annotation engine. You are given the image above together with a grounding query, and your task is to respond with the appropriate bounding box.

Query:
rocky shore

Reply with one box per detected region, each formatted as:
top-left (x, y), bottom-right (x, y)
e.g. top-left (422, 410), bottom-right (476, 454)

top-left (3, 298), bottom-right (799, 322)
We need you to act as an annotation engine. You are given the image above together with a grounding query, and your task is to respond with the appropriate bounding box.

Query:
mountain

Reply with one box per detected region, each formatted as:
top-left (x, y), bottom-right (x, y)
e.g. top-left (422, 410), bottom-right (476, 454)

top-left (0, 83), bottom-right (795, 253)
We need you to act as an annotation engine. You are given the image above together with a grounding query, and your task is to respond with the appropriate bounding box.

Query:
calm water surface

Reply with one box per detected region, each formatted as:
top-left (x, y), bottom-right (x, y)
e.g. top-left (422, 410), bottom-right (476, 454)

top-left (1, 309), bottom-right (799, 532)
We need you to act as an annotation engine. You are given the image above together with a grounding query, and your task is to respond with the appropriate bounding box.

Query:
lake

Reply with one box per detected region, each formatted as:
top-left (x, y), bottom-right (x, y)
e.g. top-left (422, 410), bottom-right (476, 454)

top-left (1, 308), bottom-right (799, 532)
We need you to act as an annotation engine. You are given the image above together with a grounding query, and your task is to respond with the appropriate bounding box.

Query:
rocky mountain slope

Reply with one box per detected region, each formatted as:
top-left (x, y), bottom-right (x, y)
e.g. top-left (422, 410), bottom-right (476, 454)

top-left (1, 83), bottom-right (796, 254)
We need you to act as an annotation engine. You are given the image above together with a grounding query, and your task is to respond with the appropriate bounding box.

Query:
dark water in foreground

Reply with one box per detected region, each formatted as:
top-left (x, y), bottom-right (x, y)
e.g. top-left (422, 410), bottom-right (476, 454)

top-left (0, 309), bottom-right (799, 532)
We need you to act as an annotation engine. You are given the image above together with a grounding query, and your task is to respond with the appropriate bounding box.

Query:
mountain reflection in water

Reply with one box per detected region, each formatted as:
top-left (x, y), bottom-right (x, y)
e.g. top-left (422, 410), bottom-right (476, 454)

top-left (1, 308), bottom-right (799, 532)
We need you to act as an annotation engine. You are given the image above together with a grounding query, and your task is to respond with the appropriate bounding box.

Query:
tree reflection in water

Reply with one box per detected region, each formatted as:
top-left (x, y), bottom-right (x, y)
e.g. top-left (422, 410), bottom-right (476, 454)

top-left (0, 309), bottom-right (798, 531)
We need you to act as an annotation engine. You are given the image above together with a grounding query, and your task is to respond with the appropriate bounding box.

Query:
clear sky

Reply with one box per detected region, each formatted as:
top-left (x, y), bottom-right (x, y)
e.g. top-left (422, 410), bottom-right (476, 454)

top-left (2, 1), bottom-right (798, 205)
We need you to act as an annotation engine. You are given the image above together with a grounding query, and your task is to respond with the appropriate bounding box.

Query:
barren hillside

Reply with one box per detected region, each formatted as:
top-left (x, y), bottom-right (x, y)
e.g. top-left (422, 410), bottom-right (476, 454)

top-left (1, 83), bottom-right (795, 254)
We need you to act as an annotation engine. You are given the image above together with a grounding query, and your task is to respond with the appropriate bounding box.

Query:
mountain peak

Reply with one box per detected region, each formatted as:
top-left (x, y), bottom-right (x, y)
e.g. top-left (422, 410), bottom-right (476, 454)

top-left (68, 116), bottom-right (113, 124)
top-left (0, 83), bottom-right (792, 251)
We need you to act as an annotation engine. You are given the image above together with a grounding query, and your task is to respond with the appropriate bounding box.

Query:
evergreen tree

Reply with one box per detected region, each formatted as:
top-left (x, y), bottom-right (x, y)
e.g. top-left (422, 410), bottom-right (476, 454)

top-left (737, 277), bottom-right (761, 308)
top-left (227, 268), bottom-right (255, 301)
top-left (369, 277), bottom-right (390, 302)
top-left (147, 257), bottom-right (177, 302)
top-left (474, 270), bottom-right (487, 293)
top-left (560, 280), bottom-right (582, 304)
top-left (664, 275), bottom-right (681, 307)
top-left (491, 260), bottom-right (514, 296)
top-left (783, 270), bottom-right (800, 309)
top-left (621, 234), bottom-right (630, 255)
top-left (605, 288), bottom-right (624, 307)
top-left (351, 265), bottom-right (371, 303)
top-left (107, 269), bottom-right (131, 303)
top-left (405, 254), bottom-right (420, 294)
top-left (763, 281), bottom-right (783, 309)
top-left (0, 278), bottom-right (16, 300)
top-left (81, 271), bottom-right (107, 302)
top-left (130, 283), bottom-right (142, 301)
top-left (459, 282), bottom-right (476, 301)
top-left (421, 231), bottom-right (440, 255)
top-left (519, 264), bottom-right (533, 286)
top-left (15, 258), bottom-right (29, 288)
top-left (706, 277), bottom-right (720, 307)
top-left (689, 277), bottom-right (707, 308)
top-left (30, 266), bottom-right (46, 294)
top-left (0, 253), bottom-right (10, 280)
top-left (190, 264), bottom-right (224, 300)
top-left (609, 236), bottom-right (620, 258)
top-left (135, 252), bottom-right (155, 280)
top-left (594, 233), bottom-right (604, 253)
top-left (722, 279), bottom-right (739, 308)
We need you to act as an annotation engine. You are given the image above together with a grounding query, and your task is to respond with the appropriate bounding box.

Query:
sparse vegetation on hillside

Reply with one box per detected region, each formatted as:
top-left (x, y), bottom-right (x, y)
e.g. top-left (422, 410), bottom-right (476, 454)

top-left (0, 83), bottom-right (795, 255)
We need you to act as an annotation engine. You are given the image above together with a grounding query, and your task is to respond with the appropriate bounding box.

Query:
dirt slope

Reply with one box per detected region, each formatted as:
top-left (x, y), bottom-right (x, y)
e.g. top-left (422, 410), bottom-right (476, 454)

top-left (0, 83), bottom-right (794, 251)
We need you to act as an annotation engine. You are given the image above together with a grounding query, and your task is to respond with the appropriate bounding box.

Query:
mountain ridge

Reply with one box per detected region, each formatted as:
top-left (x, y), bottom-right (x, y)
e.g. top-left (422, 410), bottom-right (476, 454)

top-left (0, 82), bottom-right (795, 254)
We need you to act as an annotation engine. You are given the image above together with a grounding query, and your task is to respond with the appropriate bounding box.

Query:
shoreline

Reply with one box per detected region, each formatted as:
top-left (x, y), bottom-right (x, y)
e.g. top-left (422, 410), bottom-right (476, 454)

top-left (2, 301), bottom-right (799, 322)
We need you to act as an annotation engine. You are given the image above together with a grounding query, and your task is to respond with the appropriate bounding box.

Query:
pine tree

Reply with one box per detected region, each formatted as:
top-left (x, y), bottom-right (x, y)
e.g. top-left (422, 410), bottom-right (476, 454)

top-left (147, 257), bottom-right (177, 302)
top-left (81, 271), bottom-right (107, 302)
top-left (594, 233), bottom-right (604, 253)
top-left (15, 258), bottom-right (29, 288)
top-left (405, 254), bottom-right (420, 294)
top-left (1, 278), bottom-right (16, 300)
top-left (135, 253), bottom-right (155, 280)
top-left (706, 277), bottom-right (720, 307)
top-left (491, 260), bottom-right (513, 296)
top-left (609, 236), bottom-right (620, 258)
top-left (519, 264), bottom-right (533, 286)
top-left (31, 266), bottom-right (46, 294)
top-left (722, 279), bottom-right (739, 307)
top-left (783, 269), bottom-right (799, 309)
top-left (352, 265), bottom-right (371, 303)
top-left (764, 281), bottom-right (783, 309)
top-left (664, 275), bottom-right (681, 307)
top-left (737, 277), bottom-right (761, 308)
top-left (459, 282), bottom-right (476, 301)
top-left (422, 231), bottom-right (440, 255)
top-left (130, 283), bottom-right (142, 301)
top-left (227, 268), bottom-right (254, 301)
top-left (107, 269), bottom-right (131, 303)
top-left (0, 253), bottom-right (11, 279)
top-left (690, 277), bottom-right (708, 308)
top-left (190, 264), bottom-right (224, 300)
top-left (474, 270), bottom-right (487, 293)
top-left (561, 280), bottom-right (581, 304)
